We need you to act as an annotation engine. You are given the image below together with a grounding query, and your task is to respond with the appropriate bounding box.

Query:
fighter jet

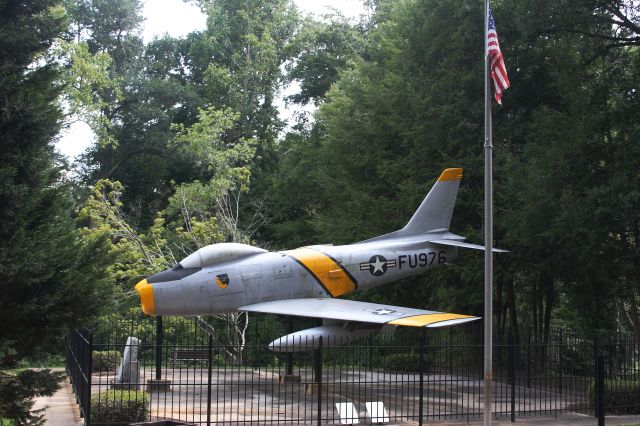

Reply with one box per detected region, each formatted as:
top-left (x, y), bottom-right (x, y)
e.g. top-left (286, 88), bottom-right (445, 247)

top-left (135, 168), bottom-right (505, 351)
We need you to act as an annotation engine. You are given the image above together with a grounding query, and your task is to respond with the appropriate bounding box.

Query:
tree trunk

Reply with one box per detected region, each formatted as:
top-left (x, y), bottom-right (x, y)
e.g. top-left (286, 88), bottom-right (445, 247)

top-left (506, 278), bottom-right (519, 344)
top-left (496, 278), bottom-right (505, 336)
top-left (541, 278), bottom-right (555, 371)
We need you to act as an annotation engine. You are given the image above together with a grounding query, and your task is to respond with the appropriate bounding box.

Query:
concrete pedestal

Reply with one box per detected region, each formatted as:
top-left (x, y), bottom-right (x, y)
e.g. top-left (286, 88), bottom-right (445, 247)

top-left (146, 379), bottom-right (172, 393)
top-left (278, 374), bottom-right (301, 383)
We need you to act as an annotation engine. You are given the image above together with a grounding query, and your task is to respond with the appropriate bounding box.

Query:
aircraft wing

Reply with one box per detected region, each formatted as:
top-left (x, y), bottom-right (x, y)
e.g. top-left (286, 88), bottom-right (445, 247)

top-left (240, 298), bottom-right (479, 328)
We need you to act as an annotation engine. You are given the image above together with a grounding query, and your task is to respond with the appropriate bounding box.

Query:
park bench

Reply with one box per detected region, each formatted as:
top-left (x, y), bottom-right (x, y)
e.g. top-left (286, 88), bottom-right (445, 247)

top-left (172, 349), bottom-right (210, 367)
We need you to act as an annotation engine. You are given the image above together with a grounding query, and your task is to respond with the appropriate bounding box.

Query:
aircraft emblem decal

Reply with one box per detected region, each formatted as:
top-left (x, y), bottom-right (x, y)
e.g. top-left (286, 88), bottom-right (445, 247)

top-left (360, 255), bottom-right (397, 276)
top-left (372, 308), bottom-right (396, 315)
top-left (215, 274), bottom-right (230, 289)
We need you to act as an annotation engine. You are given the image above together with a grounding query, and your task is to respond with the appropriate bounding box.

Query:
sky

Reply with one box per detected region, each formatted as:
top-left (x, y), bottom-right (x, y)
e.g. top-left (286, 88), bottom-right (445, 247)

top-left (56, 0), bottom-right (366, 159)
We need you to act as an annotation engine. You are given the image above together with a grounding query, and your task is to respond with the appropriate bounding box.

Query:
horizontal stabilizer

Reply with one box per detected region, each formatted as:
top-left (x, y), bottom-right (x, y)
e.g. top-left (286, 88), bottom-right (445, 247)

top-left (241, 298), bottom-right (479, 328)
top-left (430, 239), bottom-right (508, 253)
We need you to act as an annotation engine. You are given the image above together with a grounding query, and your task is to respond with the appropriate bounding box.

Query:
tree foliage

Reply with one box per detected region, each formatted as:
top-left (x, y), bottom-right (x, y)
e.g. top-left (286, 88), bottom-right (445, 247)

top-left (0, 0), bottom-right (114, 422)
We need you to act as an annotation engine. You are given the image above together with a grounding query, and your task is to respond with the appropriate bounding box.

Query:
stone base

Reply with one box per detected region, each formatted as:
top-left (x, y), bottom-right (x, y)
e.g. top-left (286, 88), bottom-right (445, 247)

top-left (278, 374), bottom-right (301, 383)
top-left (305, 383), bottom-right (321, 395)
top-left (146, 379), bottom-right (172, 392)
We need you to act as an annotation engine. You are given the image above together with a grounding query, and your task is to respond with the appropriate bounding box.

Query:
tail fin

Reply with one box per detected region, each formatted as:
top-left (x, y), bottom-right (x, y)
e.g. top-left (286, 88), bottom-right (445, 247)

top-left (402, 168), bottom-right (463, 234)
top-left (362, 168), bottom-right (463, 242)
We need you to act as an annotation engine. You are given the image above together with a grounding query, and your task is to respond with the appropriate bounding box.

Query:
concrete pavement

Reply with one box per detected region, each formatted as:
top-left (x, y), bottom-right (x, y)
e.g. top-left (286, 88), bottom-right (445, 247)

top-left (429, 413), bottom-right (640, 425)
top-left (32, 371), bottom-right (83, 426)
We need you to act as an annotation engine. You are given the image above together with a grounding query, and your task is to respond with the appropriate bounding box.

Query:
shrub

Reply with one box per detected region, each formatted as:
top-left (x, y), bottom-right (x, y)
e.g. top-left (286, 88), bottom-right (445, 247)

top-left (92, 351), bottom-right (122, 372)
top-left (384, 353), bottom-right (421, 372)
top-left (588, 378), bottom-right (640, 414)
top-left (91, 390), bottom-right (149, 426)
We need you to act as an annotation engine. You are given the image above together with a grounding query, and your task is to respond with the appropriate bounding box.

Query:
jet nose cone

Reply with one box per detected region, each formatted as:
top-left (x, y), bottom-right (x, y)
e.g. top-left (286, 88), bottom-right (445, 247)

top-left (135, 278), bottom-right (156, 315)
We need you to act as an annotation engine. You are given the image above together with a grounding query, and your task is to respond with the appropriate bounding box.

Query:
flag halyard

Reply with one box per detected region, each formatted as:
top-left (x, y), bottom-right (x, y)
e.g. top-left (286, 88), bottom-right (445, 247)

top-left (487, 7), bottom-right (510, 105)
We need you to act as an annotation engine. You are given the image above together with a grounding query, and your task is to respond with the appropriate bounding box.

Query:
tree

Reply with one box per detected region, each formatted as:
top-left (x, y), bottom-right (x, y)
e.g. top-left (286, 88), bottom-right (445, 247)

top-left (0, 0), bottom-right (113, 422)
top-left (269, 0), bottom-right (487, 319)
top-left (285, 14), bottom-right (366, 106)
top-left (269, 0), bottom-right (640, 346)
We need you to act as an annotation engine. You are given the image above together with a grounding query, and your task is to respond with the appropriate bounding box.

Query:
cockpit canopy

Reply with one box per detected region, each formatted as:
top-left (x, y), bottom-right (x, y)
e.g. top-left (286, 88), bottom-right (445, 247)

top-left (179, 243), bottom-right (267, 269)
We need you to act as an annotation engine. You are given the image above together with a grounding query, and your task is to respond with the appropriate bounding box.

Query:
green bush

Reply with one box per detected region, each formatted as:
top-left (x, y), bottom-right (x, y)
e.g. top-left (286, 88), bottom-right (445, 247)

top-left (91, 390), bottom-right (149, 426)
top-left (92, 351), bottom-right (122, 372)
top-left (384, 353), bottom-right (421, 372)
top-left (15, 354), bottom-right (66, 369)
top-left (588, 378), bottom-right (640, 414)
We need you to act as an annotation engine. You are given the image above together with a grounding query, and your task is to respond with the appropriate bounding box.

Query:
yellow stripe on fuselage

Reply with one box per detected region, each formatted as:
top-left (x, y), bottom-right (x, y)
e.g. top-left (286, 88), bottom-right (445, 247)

top-left (284, 247), bottom-right (357, 297)
top-left (388, 313), bottom-right (473, 327)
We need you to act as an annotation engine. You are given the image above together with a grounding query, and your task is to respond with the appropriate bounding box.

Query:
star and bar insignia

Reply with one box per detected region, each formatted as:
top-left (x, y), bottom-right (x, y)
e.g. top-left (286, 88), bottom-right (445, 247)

top-left (359, 255), bottom-right (397, 276)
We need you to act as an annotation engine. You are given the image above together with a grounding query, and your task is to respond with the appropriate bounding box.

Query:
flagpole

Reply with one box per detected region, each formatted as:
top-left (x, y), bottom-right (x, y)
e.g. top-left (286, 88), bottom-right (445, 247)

top-left (483, 0), bottom-right (494, 424)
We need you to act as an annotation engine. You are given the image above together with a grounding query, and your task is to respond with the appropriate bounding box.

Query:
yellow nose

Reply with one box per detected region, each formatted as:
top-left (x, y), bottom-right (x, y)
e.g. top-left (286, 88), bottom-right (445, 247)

top-left (135, 279), bottom-right (156, 315)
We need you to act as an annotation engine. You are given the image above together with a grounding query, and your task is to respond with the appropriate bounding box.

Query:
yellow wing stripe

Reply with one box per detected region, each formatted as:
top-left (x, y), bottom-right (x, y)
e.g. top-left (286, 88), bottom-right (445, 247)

top-left (388, 313), bottom-right (473, 327)
top-left (135, 279), bottom-right (156, 315)
top-left (437, 168), bottom-right (463, 182)
top-left (284, 247), bottom-right (357, 297)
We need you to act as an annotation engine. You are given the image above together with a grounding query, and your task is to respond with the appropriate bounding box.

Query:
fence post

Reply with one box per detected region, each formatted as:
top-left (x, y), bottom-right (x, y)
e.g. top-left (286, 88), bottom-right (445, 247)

top-left (526, 328), bottom-right (531, 388)
top-left (368, 334), bottom-right (373, 371)
top-left (596, 354), bottom-right (605, 426)
top-left (86, 329), bottom-right (93, 426)
top-left (315, 336), bottom-right (323, 426)
top-left (419, 329), bottom-right (425, 426)
top-left (156, 316), bottom-right (163, 380)
top-left (593, 335), bottom-right (599, 418)
top-left (207, 334), bottom-right (213, 426)
top-left (509, 332), bottom-right (515, 422)
top-left (558, 329), bottom-right (563, 395)
top-left (286, 317), bottom-right (293, 376)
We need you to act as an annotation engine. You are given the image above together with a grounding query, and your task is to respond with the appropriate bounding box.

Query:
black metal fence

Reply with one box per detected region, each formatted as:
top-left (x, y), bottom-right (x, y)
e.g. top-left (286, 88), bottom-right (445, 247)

top-left (66, 314), bottom-right (640, 425)
top-left (67, 327), bottom-right (93, 422)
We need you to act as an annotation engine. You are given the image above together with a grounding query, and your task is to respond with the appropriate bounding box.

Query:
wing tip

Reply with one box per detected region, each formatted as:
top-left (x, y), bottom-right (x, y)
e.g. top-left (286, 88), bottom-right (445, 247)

top-left (426, 316), bottom-right (481, 328)
top-left (389, 313), bottom-right (479, 327)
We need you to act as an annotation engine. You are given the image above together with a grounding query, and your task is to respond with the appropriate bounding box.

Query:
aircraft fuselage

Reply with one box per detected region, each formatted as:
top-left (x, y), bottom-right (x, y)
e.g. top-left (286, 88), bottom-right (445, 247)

top-left (144, 240), bottom-right (458, 316)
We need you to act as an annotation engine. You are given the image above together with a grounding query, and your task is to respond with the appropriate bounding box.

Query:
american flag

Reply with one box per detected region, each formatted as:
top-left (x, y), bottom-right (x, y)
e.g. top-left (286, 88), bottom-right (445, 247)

top-left (487, 7), bottom-right (510, 105)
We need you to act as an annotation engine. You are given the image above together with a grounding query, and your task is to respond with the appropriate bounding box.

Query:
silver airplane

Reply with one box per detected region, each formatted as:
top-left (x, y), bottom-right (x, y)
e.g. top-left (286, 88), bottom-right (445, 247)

top-left (136, 168), bottom-right (505, 351)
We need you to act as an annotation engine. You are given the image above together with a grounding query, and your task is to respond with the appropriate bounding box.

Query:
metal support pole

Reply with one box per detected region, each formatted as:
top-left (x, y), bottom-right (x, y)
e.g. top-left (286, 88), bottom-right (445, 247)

top-left (286, 317), bottom-right (294, 376)
top-left (419, 329), bottom-right (425, 426)
top-left (315, 336), bottom-right (323, 426)
top-left (483, 1), bottom-right (494, 424)
top-left (156, 316), bottom-right (163, 380)
top-left (207, 334), bottom-right (213, 426)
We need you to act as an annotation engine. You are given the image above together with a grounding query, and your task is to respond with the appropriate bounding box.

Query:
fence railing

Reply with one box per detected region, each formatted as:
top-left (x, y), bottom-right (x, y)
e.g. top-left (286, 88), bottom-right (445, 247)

top-left (66, 327), bottom-right (93, 424)
top-left (66, 315), bottom-right (639, 425)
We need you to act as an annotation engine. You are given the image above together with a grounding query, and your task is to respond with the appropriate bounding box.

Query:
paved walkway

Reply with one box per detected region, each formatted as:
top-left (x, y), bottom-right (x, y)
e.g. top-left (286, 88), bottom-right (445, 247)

top-left (32, 371), bottom-right (83, 426)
